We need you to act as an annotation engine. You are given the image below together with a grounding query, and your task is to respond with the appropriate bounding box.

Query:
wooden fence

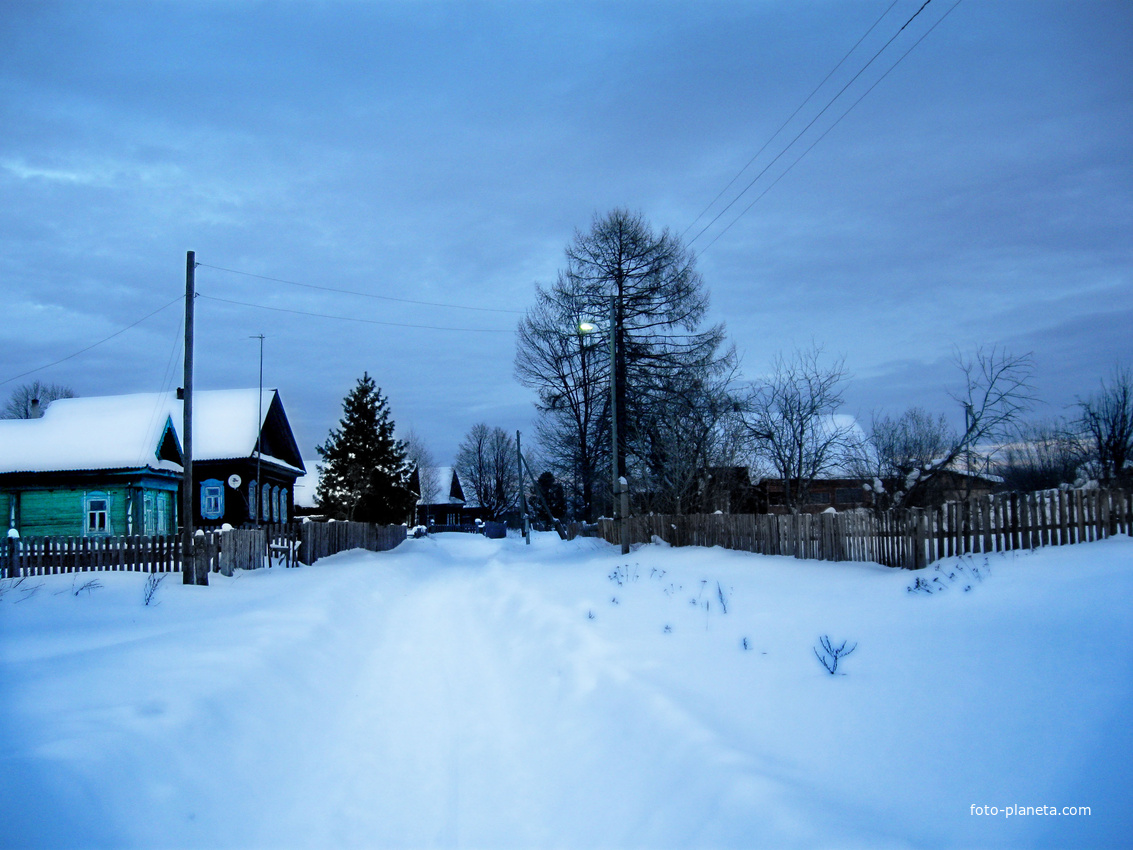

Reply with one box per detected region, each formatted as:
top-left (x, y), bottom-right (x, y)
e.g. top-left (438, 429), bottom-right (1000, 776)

top-left (592, 488), bottom-right (1132, 569)
top-left (296, 521), bottom-right (406, 565)
top-left (1, 521), bottom-right (406, 579)
top-left (1, 534), bottom-right (186, 577)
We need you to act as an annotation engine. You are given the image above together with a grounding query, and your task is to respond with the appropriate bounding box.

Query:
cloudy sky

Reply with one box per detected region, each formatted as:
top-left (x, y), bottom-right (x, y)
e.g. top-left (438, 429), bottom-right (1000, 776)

top-left (2, 0), bottom-right (1130, 466)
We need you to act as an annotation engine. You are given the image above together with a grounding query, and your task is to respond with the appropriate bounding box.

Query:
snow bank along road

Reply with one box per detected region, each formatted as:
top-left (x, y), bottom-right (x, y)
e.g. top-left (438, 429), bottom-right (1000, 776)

top-left (1, 532), bottom-right (1131, 849)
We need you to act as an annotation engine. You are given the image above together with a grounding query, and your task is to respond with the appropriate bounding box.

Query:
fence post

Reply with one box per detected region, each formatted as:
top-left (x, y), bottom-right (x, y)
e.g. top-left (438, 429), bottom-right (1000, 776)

top-left (916, 509), bottom-right (928, 569)
top-left (5, 532), bottom-right (18, 579)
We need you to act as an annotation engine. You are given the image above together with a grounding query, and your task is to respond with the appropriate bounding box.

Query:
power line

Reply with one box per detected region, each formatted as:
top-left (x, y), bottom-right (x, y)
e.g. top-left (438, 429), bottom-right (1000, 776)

top-left (688, 0), bottom-right (944, 253)
top-left (696, 0), bottom-right (963, 257)
top-left (196, 262), bottom-right (526, 315)
top-left (681, 0), bottom-right (901, 242)
top-left (198, 293), bottom-right (516, 333)
top-left (0, 294), bottom-right (184, 388)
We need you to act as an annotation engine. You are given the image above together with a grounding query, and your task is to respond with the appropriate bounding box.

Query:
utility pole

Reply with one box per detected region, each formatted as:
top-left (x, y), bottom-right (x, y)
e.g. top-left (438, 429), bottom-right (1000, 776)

top-left (517, 430), bottom-right (530, 544)
top-left (182, 251), bottom-right (207, 585)
top-left (610, 294), bottom-right (629, 554)
top-left (251, 334), bottom-right (264, 526)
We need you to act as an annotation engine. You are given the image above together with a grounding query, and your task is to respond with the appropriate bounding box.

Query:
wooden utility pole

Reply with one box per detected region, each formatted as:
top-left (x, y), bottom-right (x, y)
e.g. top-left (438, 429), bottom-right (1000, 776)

top-left (610, 294), bottom-right (629, 554)
top-left (517, 430), bottom-right (530, 544)
top-left (182, 251), bottom-right (207, 585)
top-left (252, 334), bottom-right (264, 526)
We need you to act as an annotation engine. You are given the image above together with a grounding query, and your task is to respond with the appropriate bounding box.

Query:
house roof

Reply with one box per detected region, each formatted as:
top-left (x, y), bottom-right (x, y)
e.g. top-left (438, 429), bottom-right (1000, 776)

top-left (416, 466), bottom-right (469, 507)
top-left (186, 388), bottom-right (305, 472)
top-left (0, 393), bottom-right (183, 475)
top-left (0, 389), bottom-right (305, 476)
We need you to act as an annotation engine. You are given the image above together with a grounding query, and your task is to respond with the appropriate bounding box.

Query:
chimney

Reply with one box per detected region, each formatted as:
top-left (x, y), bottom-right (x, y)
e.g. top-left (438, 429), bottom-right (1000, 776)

top-left (30, 398), bottom-right (42, 419)
top-left (176, 387), bottom-right (184, 400)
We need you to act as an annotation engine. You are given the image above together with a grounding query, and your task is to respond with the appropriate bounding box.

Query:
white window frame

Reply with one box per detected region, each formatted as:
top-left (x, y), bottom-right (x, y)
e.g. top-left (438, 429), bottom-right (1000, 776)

top-left (201, 479), bottom-right (225, 521)
top-left (85, 491), bottom-right (111, 536)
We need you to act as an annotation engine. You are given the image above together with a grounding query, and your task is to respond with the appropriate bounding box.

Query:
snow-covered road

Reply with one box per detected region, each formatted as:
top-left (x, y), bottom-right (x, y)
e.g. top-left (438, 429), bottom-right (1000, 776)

top-left (2, 532), bottom-right (1131, 848)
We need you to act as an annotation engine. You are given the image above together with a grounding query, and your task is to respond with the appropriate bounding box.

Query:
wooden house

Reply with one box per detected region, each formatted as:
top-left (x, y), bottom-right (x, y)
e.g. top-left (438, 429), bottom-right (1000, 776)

top-left (0, 388), bottom-right (306, 537)
top-left (0, 394), bottom-right (184, 537)
top-left (412, 466), bottom-right (489, 528)
top-left (754, 477), bottom-right (875, 514)
top-left (183, 388), bottom-right (306, 528)
top-left (697, 466), bottom-right (761, 514)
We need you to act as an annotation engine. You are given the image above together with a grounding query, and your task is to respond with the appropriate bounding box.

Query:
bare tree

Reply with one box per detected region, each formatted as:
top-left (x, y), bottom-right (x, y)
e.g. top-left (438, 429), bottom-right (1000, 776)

top-left (516, 281), bottom-right (608, 520)
top-left (998, 418), bottom-right (1083, 491)
top-left (516, 209), bottom-right (733, 519)
top-left (880, 347), bottom-right (1035, 509)
top-left (635, 364), bottom-right (742, 514)
top-left (1075, 364), bottom-right (1133, 484)
top-left (850, 407), bottom-right (956, 510)
top-left (402, 428), bottom-right (439, 505)
top-left (2, 381), bottom-right (75, 419)
top-left (739, 346), bottom-right (857, 512)
top-left (455, 424), bottom-right (520, 520)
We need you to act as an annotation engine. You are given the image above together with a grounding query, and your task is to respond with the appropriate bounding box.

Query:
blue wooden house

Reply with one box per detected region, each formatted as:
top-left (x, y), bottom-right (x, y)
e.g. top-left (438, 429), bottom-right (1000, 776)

top-left (0, 388), bottom-right (306, 537)
top-left (0, 394), bottom-right (184, 538)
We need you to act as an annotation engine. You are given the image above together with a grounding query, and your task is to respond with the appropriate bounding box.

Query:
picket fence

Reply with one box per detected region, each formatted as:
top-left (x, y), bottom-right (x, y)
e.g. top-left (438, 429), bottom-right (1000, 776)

top-left (1, 521), bottom-right (406, 579)
top-left (589, 487), bottom-right (1132, 569)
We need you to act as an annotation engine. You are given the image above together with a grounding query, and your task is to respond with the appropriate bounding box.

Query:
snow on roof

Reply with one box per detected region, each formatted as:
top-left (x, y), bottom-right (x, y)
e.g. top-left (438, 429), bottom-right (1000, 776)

top-left (417, 466), bottom-right (467, 506)
top-left (293, 459), bottom-right (321, 508)
top-left (0, 389), bottom-right (293, 475)
top-left (183, 388), bottom-right (281, 463)
top-left (0, 392), bottom-right (182, 475)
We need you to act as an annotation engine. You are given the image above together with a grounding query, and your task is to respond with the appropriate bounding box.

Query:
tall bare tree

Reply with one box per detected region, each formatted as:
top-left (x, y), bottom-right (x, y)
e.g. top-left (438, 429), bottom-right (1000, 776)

top-left (1075, 364), bottom-right (1133, 484)
top-left (739, 346), bottom-right (856, 512)
top-left (516, 282), bottom-right (608, 520)
top-left (455, 424), bottom-right (520, 520)
top-left (516, 208), bottom-right (733, 519)
top-left (2, 380), bottom-right (75, 419)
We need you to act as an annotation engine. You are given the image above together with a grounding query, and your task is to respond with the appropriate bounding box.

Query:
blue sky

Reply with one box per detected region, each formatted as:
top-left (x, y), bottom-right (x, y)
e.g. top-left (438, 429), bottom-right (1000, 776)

top-left (2, 0), bottom-right (1130, 465)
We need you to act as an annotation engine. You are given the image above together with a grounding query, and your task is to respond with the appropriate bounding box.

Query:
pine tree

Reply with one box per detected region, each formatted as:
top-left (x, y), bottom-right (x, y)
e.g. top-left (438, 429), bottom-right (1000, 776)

top-left (315, 373), bottom-right (414, 523)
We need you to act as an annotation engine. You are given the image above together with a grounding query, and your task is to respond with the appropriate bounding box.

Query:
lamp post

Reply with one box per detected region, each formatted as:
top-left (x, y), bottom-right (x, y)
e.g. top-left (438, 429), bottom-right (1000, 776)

top-left (581, 294), bottom-right (629, 554)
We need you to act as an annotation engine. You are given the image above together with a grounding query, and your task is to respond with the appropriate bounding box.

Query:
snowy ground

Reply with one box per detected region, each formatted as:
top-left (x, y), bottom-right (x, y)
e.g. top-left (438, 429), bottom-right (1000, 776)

top-left (1, 532), bottom-right (1130, 849)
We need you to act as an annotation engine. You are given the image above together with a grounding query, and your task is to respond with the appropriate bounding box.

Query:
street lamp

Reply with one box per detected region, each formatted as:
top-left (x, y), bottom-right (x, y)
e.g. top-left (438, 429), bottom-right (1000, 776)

top-left (579, 295), bottom-right (629, 554)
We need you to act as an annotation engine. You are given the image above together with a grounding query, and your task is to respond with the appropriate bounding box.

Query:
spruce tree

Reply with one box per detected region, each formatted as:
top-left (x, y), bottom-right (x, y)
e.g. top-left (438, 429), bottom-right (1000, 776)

top-left (315, 373), bottom-right (414, 523)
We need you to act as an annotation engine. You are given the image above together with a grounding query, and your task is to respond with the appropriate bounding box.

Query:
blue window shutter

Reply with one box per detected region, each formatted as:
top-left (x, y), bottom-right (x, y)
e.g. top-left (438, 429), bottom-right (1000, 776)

top-left (201, 479), bottom-right (225, 520)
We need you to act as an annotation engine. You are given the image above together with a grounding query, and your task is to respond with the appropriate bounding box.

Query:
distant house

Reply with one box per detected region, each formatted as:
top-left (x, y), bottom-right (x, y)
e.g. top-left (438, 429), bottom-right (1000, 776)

top-left (750, 468), bottom-right (1001, 514)
top-left (896, 468), bottom-right (999, 507)
top-left (412, 466), bottom-right (488, 528)
top-left (291, 459), bottom-right (322, 516)
top-left (0, 388), bottom-right (306, 537)
top-left (697, 466), bottom-right (761, 514)
top-left (753, 477), bottom-right (875, 514)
